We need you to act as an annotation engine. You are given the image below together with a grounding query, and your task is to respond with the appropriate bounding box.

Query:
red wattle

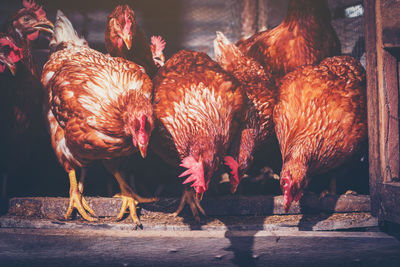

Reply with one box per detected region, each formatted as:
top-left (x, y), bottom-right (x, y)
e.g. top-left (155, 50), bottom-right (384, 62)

top-left (117, 38), bottom-right (123, 49)
top-left (27, 31), bottom-right (39, 41)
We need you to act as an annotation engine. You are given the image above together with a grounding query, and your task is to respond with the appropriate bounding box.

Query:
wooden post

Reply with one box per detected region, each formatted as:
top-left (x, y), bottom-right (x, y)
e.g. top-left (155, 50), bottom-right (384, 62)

top-left (241, 0), bottom-right (258, 39)
top-left (364, 0), bottom-right (400, 223)
top-left (258, 0), bottom-right (268, 32)
top-left (364, 0), bottom-right (381, 216)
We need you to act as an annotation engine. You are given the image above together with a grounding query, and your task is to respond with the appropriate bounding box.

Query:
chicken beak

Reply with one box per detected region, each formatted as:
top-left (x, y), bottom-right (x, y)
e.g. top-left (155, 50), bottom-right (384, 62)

top-left (122, 34), bottom-right (132, 50)
top-left (3, 61), bottom-right (17, 76)
top-left (32, 19), bottom-right (54, 34)
top-left (195, 192), bottom-right (204, 200)
top-left (138, 142), bottom-right (148, 158)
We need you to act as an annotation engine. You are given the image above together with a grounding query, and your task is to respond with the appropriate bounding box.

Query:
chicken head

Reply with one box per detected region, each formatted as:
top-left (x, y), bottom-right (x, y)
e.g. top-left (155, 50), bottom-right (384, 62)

top-left (0, 35), bottom-right (23, 75)
top-left (105, 5), bottom-right (135, 54)
top-left (8, 0), bottom-right (54, 41)
top-left (150, 35), bottom-right (166, 68)
top-left (126, 99), bottom-right (154, 158)
top-left (281, 169), bottom-right (306, 212)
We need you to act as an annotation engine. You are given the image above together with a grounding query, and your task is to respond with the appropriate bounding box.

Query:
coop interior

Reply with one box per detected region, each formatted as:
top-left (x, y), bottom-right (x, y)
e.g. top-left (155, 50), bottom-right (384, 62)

top-left (2, 1), bottom-right (400, 265)
top-left (0, 0), bottom-right (389, 231)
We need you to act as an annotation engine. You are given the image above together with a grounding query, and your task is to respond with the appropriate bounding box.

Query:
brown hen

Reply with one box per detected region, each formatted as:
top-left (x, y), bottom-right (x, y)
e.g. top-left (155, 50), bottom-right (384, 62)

top-left (6, 0), bottom-right (54, 77)
top-left (237, 0), bottom-right (340, 86)
top-left (214, 31), bottom-right (277, 192)
top-left (105, 5), bottom-right (165, 78)
top-left (152, 50), bottom-right (246, 220)
top-left (42, 11), bottom-right (155, 225)
top-left (0, 0), bottom-right (56, 197)
top-left (273, 55), bottom-right (367, 212)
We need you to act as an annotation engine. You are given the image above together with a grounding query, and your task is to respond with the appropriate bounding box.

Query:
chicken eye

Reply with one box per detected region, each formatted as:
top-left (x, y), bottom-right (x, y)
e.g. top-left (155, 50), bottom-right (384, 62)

top-left (144, 119), bottom-right (151, 132)
top-left (23, 16), bottom-right (32, 23)
top-left (2, 45), bottom-right (12, 55)
top-left (134, 119), bottom-right (140, 131)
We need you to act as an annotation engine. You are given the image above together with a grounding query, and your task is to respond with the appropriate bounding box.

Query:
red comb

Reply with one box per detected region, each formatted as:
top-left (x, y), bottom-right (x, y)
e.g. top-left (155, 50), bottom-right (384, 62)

top-left (151, 36), bottom-right (166, 53)
top-left (179, 156), bottom-right (206, 194)
top-left (0, 38), bottom-right (23, 63)
top-left (139, 114), bottom-right (146, 131)
top-left (137, 114), bottom-right (148, 145)
top-left (22, 0), bottom-right (46, 19)
top-left (281, 170), bottom-right (294, 211)
top-left (123, 10), bottom-right (133, 35)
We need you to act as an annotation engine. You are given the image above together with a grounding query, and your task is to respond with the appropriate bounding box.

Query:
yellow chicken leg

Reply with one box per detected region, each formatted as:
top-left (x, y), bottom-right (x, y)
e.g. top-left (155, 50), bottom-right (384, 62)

top-left (112, 171), bottom-right (157, 226)
top-left (65, 169), bottom-right (97, 221)
top-left (172, 186), bottom-right (206, 223)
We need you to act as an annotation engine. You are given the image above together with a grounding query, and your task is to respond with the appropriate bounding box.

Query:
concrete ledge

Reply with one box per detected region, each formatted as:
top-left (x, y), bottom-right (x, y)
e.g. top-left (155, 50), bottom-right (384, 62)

top-left (5, 194), bottom-right (371, 219)
top-left (0, 212), bottom-right (378, 232)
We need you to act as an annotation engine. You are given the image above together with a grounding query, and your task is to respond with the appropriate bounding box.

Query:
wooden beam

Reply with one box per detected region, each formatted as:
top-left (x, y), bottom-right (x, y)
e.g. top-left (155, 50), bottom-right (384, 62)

top-left (365, 0), bottom-right (400, 223)
top-left (380, 0), bottom-right (400, 48)
top-left (380, 183), bottom-right (400, 223)
top-left (364, 0), bottom-right (381, 216)
top-left (380, 50), bottom-right (399, 182)
top-left (241, 0), bottom-right (258, 39)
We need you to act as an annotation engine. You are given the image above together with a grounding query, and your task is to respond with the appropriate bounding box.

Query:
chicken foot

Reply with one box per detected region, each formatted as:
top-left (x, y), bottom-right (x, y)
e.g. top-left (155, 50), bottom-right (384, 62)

top-left (65, 169), bottom-right (97, 221)
top-left (112, 171), bottom-right (157, 226)
top-left (172, 186), bottom-right (205, 222)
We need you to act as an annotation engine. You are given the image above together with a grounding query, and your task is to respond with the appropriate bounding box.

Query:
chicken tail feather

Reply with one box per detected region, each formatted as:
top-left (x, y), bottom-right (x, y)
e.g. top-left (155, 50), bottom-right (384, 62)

top-left (50, 10), bottom-right (87, 50)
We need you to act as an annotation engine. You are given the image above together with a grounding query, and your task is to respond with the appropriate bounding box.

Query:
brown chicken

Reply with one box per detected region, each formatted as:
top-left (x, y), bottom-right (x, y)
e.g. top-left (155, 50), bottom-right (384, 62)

top-left (105, 4), bottom-right (164, 78)
top-left (42, 11), bottom-right (155, 225)
top-left (213, 31), bottom-right (277, 192)
top-left (6, 0), bottom-right (54, 77)
top-left (152, 50), bottom-right (246, 220)
top-left (0, 1), bottom-right (54, 197)
top-left (273, 55), bottom-right (367, 212)
top-left (237, 0), bottom-right (340, 86)
top-left (0, 34), bottom-right (23, 75)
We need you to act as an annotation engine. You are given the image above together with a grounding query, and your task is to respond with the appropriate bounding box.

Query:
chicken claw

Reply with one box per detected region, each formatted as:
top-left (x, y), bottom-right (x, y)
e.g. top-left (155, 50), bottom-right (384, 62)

top-left (172, 186), bottom-right (205, 222)
top-left (65, 169), bottom-right (97, 221)
top-left (113, 171), bottom-right (158, 226)
top-left (114, 194), bottom-right (141, 226)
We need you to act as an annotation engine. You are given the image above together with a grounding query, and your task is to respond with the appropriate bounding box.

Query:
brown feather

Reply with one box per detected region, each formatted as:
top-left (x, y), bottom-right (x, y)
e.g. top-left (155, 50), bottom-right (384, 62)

top-left (237, 0), bottom-right (340, 86)
top-left (274, 55), bottom-right (367, 208)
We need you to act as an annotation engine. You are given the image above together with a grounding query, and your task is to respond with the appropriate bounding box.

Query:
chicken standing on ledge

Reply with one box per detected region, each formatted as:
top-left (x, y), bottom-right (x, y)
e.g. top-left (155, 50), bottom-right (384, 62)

top-left (152, 50), bottom-right (246, 220)
top-left (273, 56), bottom-right (367, 212)
top-left (214, 31), bottom-right (277, 193)
top-left (41, 11), bottom-right (156, 226)
top-left (105, 5), bottom-right (165, 78)
top-left (237, 0), bottom-right (340, 87)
